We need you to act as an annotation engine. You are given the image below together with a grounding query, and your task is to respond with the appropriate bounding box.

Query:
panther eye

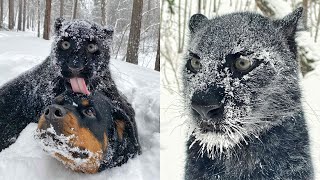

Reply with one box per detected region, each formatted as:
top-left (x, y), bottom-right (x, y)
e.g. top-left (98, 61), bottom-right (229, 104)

top-left (235, 56), bottom-right (252, 71)
top-left (87, 44), bottom-right (98, 53)
top-left (83, 108), bottom-right (96, 117)
top-left (188, 58), bottom-right (202, 72)
top-left (61, 41), bottom-right (71, 50)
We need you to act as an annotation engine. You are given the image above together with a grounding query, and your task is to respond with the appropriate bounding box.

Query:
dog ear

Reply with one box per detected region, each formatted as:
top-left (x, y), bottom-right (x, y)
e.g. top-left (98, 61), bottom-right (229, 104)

top-left (112, 109), bottom-right (140, 153)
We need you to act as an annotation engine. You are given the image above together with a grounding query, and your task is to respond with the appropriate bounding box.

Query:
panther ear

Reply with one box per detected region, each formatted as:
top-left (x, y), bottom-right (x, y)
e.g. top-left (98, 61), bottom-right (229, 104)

top-left (189, 14), bottom-right (208, 34)
top-left (274, 7), bottom-right (303, 38)
top-left (102, 26), bottom-right (114, 39)
top-left (54, 17), bottom-right (65, 34)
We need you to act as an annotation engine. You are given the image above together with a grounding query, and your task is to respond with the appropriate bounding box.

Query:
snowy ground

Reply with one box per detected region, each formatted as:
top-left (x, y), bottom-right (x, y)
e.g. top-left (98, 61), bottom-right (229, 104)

top-left (0, 31), bottom-right (160, 180)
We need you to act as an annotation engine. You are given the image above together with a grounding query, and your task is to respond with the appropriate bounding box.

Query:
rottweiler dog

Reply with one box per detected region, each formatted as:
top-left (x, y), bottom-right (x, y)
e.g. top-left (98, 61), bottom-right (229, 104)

top-left (36, 91), bottom-right (141, 174)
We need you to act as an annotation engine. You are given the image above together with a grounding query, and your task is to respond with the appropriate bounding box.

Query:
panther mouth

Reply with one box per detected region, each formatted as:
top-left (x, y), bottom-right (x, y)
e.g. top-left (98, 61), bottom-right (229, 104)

top-left (61, 67), bottom-right (93, 95)
top-left (199, 121), bottom-right (225, 133)
top-left (69, 77), bottom-right (90, 95)
top-left (64, 77), bottom-right (91, 95)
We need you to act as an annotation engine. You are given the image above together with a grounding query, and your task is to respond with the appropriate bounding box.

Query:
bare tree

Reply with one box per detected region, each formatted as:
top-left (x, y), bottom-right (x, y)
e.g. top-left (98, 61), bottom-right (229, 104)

top-left (315, 3), bottom-right (320, 42)
top-left (101, 0), bottom-right (106, 25)
top-left (178, 0), bottom-right (182, 52)
top-left (181, 0), bottom-right (188, 50)
top-left (37, 0), bottom-right (40, 37)
top-left (126, 0), bottom-right (143, 64)
top-left (26, 0), bottom-right (30, 30)
top-left (155, 31), bottom-right (160, 71)
top-left (0, 0), bottom-right (3, 28)
top-left (60, 0), bottom-right (64, 17)
top-left (72, 0), bottom-right (78, 19)
top-left (43, 0), bottom-right (52, 40)
top-left (18, 0), bottom-right (23, 30)
top-left (23, 0), bottom-right (27, 31)
top-left (302, 0), bottom-right (308, 29)
top-left (8, 0), bottom-right (14, 30)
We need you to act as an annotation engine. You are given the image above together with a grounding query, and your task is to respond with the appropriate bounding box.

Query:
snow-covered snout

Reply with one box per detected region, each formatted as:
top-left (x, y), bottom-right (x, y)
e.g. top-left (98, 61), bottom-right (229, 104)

top-left (52, 18), bottom-right (113, 95)
top-left (36, 91), bottom-right (121, 174)
top-left (183, 9), bottom-right (303, 152)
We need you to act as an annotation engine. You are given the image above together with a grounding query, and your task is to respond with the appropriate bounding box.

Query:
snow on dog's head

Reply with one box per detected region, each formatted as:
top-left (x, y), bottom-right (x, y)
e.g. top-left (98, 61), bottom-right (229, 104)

top-left (35, 91), bottom-right (116, 174)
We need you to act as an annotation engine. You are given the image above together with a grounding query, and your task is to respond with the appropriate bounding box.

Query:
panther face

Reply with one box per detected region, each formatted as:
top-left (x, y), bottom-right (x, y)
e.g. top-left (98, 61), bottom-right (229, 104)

top-left (183, 9), bottom-right (303, 156)
top-left (52, 18), bottom-right (113, 95)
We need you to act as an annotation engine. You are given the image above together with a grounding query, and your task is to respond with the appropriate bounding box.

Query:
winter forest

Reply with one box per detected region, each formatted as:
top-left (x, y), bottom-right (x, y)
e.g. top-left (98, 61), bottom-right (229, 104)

top-left (0, 0), bottom-right (160, 70)
top-left (161, 0), bottom-right (320, 179)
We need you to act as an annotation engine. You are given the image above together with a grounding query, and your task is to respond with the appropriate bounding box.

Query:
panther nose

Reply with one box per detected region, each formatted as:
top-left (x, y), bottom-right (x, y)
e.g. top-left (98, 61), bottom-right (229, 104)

top-left (191, 85), bottom-right (224, 120)
top-left (191, 103), bottom-right (222, 120)
top-left (44, 105), bottom-right (67, 121)
top-left (69, 66), bottom-right (84, 74)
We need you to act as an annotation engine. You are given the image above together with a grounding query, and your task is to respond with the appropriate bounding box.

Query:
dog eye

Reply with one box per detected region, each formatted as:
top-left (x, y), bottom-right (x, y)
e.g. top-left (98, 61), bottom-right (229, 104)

top-left (61, 41), bottom-right (71, 50)
top-left (234, 56), bottom-right (252, 72)
top-left (187, 57), bottom-right (202, 73)
top-left (87, 44), bottom-right (98, 53)
top-left (83, 108), bottom-right (96, 117)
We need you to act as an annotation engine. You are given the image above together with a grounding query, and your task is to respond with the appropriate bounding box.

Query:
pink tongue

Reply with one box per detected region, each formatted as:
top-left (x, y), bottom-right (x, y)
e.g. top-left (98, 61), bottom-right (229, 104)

top-left (70, 77), bottom-right (90, 95)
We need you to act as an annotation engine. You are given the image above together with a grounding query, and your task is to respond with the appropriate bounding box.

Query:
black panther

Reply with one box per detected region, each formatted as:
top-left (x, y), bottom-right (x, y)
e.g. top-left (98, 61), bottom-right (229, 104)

top-left (0, 18), bottom-right (139, 152)
top-left (36, 91), bottom-right (140, 173)
top-left (183, 8), bottom-right (313, 179)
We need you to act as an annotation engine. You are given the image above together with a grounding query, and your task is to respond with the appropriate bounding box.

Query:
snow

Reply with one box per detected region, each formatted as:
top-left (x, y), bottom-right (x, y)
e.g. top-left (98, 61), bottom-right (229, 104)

top-left (0, 31), bottom-right (159, 180)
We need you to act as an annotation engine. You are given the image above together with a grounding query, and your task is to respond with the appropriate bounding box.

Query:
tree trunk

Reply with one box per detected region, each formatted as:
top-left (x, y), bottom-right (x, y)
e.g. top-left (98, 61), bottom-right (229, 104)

top-left (60, 0), bottom-right (64, 17)
top-left (178, 0), bottom-right (182, 52)
top-left (37, 0), bottom-right (40, 37)
top-left (106, 0), bottom-right (118, 27)
top-left (26, 6), bottom-right (30, 30)
top-left (155, 30), bottom-right (160, 71)
top-left (302, 0), bottom-right (308, 29)
top-left (23, 0), bottom-right (27, 31)
top-left (8, 0), bottom-right (14, 30)
top-left (72, 0), bottom-right (78, 19)
top-left (315, 4), bottom-right (320, 42)
top-left (0, 0), bottom-right (3, 28)
top-left (18, 0), bottom-right (23, 31)
top-left (43, 0), bottom-right (52, 40)
top-left (181, 0), bottom-right (188, 50)
top-left (101, 0), bottom-right (106, 25)
top-left (198, 0), bottom-right (201, 13)
top-left (126, 0), bottom-right (143, 64)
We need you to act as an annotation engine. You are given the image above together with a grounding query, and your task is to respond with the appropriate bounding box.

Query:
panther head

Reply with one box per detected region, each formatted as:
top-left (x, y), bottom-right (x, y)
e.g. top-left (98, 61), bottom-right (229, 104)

top-left (183, 8), bottom-right (303, 156)
top-left (51, 18), bottom-right (113, 95)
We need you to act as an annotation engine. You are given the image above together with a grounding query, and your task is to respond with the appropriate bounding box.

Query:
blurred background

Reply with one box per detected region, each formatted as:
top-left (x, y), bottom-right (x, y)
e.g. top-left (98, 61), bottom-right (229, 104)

top-left (160, 0), bottom-right (320, 179)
